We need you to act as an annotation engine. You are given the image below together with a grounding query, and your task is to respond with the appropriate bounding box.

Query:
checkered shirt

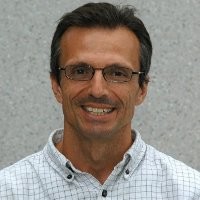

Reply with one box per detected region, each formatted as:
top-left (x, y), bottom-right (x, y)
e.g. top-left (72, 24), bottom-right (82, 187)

top-left (0, 129), bottom-right (200, 199)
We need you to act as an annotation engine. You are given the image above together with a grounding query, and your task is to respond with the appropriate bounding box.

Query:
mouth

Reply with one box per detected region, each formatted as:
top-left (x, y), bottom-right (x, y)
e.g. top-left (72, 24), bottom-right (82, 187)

top-left (82, 106), bottom-right (114, 116)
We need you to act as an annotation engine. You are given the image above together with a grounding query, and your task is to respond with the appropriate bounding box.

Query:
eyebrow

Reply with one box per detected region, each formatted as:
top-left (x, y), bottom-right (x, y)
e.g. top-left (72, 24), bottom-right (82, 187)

top-left (63, 61), bottom-right (132, 69)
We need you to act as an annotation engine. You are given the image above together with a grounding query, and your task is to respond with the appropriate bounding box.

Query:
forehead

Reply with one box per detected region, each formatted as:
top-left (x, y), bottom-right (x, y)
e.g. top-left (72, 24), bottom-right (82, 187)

top-left (59, 26), bottom-right (140, 69)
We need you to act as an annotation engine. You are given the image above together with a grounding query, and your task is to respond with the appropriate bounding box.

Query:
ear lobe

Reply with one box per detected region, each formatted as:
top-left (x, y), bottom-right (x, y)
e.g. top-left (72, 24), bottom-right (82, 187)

top-left (135, 84), bottom-right (148, 106)
top-left (50, 75), bottom-right (63, 104)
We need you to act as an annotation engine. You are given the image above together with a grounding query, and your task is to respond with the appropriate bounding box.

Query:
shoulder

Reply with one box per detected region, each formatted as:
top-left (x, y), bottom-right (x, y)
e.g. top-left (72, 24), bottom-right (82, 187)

top-left (145, 144), bottom-right (200, 179)
top-left (0, 150), bottom-right (44, 173)
top-left (145, 144), bottom-right (199, 172)
top-left (143, 144), bottom-right (200, 195)
top-left (0, 151), bottom-right (46, 192)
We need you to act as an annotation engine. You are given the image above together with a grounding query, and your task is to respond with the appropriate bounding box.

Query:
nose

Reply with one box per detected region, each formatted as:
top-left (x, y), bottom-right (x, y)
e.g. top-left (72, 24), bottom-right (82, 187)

top-left (88, 70), bottom-right (109, 98)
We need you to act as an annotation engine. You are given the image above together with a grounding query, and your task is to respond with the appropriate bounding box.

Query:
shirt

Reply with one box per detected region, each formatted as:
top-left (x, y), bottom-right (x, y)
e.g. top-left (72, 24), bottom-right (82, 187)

top-left (0, 129), bottom-right (200, 200)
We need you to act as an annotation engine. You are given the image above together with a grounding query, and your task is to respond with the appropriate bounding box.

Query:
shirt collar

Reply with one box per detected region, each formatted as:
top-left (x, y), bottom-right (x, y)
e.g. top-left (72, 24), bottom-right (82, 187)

top-left (43, 128), bottom-right (146, 180)
top-left (122, 129), bottom-right (147, 178)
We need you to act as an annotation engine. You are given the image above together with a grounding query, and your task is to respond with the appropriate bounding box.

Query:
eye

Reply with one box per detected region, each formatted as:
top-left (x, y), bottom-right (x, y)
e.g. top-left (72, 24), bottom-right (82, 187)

top-left (64, 63), bottom-right (93, 81)
top-left (106, 66), bottom-right (129, 77)
top-left (113, 70), bottom-right (126, 77)
top-left (103, 65), bottom-right (132, 82)
top-left (69, 65), bottom-right (91, 76)
top-left (70, 64), bottom-right (91, 75)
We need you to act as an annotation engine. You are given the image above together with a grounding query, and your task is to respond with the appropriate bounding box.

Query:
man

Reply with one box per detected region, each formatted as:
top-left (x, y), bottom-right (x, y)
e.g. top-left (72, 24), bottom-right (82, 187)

top-left (0, 2), bottom-right (200, 199)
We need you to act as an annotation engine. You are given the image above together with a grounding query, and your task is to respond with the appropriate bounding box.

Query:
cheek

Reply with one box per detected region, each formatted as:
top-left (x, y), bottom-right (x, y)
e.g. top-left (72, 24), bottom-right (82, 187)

top-left (116, 90), bottom-right (132, 114)
top-left (61, 83), bottom-right (86, 113)
top-left (112, 85), bottom-right (137, 107)
top-left (60, 85), bottom-right (74, 112)
top-left (123, 87), bottom-right (137, 104)
top-left (61, 82), bottom-right (81, 100)
top-left (123, 89), bottom-right (139, 115)
top-left (127, 93), bottom-right (136, 111)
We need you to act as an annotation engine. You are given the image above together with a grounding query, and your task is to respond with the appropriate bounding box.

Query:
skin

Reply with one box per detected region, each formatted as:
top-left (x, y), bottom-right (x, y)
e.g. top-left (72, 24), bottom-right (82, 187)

top-left (51, 27), bottom-right (148, 184)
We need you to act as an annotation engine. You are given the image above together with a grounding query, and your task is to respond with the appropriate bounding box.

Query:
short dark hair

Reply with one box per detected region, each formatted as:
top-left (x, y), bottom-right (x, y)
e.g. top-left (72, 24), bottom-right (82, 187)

top-left (50, 2), bottom-right (152, 87)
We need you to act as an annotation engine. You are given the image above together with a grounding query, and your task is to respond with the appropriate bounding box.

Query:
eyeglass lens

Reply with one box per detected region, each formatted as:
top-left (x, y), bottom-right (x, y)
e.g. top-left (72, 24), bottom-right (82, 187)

top-left (64, 64), bottom-right (135, 82)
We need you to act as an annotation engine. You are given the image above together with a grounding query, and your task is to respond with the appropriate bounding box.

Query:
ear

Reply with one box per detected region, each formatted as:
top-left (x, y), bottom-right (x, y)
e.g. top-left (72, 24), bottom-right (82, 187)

top-left (50, 75), bottom-right (63, 104)
top-left (135, 83), bottom-right (148, 106)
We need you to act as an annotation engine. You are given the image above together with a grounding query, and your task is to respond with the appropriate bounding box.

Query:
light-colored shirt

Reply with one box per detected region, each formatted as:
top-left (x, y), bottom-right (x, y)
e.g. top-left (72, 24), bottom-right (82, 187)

top-left (0, 129), bottom-right (200, 200)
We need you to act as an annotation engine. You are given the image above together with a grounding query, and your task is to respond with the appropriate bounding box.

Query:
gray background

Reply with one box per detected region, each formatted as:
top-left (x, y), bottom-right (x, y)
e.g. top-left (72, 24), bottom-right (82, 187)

top-left (0, 0), bottom-right (199, 170)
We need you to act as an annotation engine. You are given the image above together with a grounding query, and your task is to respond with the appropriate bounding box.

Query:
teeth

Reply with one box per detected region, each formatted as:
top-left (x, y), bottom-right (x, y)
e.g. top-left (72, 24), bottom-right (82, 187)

top-left (85, 107), bottom-right (112, 115)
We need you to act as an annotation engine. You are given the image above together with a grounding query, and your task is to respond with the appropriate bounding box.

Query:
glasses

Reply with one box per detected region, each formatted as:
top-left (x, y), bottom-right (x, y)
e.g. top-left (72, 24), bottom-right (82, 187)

top-left (58, 63), bottom-right (144, 83)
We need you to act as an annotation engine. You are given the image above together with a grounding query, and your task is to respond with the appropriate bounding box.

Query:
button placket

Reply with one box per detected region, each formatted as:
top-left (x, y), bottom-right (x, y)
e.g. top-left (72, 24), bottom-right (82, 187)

top-left (65, 162), bottom-right (75, 182)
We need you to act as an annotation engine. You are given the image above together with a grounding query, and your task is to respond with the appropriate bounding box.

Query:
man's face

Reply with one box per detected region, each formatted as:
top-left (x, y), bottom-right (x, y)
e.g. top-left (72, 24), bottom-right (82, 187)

top-left (51, 27), bottom-right (147, 140)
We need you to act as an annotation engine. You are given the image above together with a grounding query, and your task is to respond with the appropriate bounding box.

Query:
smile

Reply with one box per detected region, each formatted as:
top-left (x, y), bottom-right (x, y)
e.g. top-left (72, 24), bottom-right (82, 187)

top-left (83, 106), bottom-right (113, 115)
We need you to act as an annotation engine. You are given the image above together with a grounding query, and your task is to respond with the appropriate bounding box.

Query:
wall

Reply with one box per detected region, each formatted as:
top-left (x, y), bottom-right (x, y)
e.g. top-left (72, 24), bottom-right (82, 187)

top-left (0, 0), bottom-right (199, 170)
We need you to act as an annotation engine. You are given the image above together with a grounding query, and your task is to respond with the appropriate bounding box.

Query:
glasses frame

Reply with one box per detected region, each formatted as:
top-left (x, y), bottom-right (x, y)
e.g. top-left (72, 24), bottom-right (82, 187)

top-left (58, 64), bottom-right (144, 83)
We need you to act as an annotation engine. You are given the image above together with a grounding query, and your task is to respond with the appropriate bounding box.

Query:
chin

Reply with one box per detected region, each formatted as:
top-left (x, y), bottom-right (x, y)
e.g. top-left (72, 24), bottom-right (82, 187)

top-left (78, 127), bottom-right (115, 140)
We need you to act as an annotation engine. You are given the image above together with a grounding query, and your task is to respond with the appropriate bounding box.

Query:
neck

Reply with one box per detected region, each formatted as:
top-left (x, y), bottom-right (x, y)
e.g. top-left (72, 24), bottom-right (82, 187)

top-left (56, 126), bottom-right (133, 184)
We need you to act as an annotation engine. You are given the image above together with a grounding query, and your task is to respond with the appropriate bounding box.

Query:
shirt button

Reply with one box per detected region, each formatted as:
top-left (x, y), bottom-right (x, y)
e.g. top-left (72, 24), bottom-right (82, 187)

top-left (67, 174), bottom-right (72, 179)
top-left (124, 169), bottom-right (130, 180)
top-left (102, 189), bottom-right (107, 197)
top-left (125, 169), bottom-right (130, 174)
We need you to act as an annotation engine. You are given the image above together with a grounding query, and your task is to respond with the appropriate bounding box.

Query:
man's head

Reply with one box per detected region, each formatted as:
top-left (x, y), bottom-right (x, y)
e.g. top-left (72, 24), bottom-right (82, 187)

top-left (50, 2), bottom-right (152, 88)
top-left (50, 2), bottom-right (152, 139)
